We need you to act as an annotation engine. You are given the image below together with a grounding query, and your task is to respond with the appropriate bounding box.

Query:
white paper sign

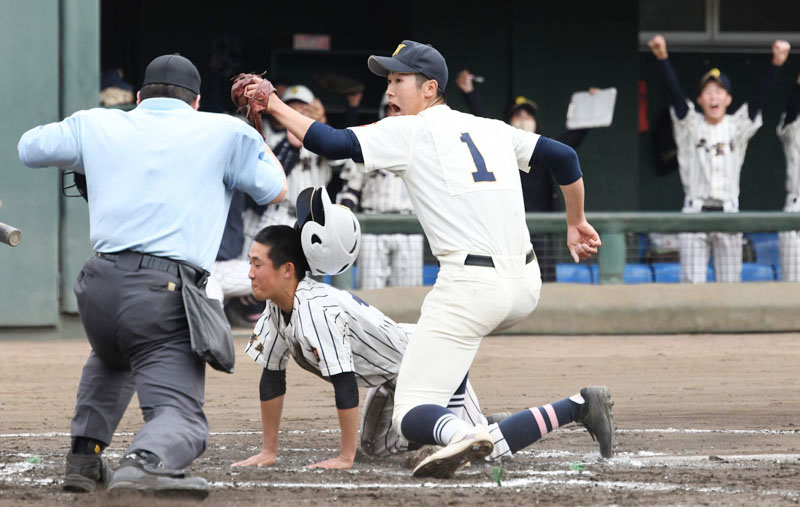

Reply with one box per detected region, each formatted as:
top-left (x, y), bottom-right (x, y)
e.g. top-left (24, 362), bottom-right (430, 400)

top-left (566, 87), bottom-right (617, 129)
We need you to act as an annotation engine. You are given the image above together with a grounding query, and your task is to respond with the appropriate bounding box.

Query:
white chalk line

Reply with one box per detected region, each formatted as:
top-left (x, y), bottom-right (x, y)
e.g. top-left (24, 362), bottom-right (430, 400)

top-left (2, 451), bottom-right (799, 499)
top-left (209, 474), bottom-right (799, 499)
top-left (2, 427), bottom-right (798, 438)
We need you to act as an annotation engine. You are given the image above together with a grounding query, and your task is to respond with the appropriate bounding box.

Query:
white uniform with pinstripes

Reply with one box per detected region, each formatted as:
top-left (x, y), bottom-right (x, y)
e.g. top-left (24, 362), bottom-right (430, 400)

top-left (777, 113), bottom-right (800, 281)
top-left (671, 100), bottom-right (762, 283)
top-left (244, 278), bottom-right (487, 457)
top-left (338, 165), bottom-right (424, 289)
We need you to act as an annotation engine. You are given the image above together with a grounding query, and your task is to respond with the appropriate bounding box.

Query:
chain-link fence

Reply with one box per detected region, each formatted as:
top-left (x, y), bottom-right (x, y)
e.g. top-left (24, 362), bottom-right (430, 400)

top-left (327, 212), bottom-right (800, 289)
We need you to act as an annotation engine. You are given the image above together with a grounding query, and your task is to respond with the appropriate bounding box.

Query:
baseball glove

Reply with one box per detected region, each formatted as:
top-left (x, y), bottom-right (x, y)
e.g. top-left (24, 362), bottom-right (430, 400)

top-left (231, 72), bottom-right (276, 139)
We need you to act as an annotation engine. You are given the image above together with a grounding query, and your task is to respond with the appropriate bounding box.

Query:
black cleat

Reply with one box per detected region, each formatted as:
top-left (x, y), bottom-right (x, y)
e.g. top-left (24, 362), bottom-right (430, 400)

top-left (63, 452), bottom-right (112, 493)
top-left (575, 386), bottom-right (615, 458)
top-left (107, 451), bottom-right (209, 500)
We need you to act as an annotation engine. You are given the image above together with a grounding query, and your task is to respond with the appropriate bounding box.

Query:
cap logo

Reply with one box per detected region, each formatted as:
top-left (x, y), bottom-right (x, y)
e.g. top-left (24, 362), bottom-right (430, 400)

top-left (515, 96), bottom-right (528, 105)
top-left (392, 44), bottom-right (407, 57)
top-left (709, 68), bottom-right (720, 78)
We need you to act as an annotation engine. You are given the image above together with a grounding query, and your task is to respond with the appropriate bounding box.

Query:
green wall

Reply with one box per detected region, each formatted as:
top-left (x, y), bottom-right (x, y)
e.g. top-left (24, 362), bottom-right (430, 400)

top-left (0, 0), bottom-right (97, 326)
top-left (0, 0), bottom-right (61, 326)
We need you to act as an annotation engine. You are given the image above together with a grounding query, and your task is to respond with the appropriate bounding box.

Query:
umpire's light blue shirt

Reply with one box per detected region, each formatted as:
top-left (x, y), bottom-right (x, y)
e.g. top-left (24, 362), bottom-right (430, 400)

top-left (18, 98), bottom-right (284, 270)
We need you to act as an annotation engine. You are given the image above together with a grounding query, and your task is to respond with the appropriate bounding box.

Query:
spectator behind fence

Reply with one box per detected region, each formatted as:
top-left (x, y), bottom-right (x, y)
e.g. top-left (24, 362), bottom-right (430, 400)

top-left (455, 69), bottom-right (595, 282)
top-left (776, 72), bottom-right (800, 282)
top-left (648, 35), bottom-right (790, 283)
top-left (337, 94), bottom-right (424, 289)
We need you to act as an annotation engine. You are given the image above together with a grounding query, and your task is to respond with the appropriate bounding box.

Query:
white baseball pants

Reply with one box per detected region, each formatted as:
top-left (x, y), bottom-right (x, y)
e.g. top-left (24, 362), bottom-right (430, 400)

top-left (391, 254), bottom-right (541, 433)
top-left (679, 232), bottom-right (743, 283)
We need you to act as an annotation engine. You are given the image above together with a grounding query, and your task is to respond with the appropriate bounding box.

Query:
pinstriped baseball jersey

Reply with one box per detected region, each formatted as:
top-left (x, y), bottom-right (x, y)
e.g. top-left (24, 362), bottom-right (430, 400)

top-left (348, 105), bottom-right (539, 258)
top-left (777, 114), bottom-right (800, 207)
top-left (671, 100), bottom-right (762, 204)
top-left (266, 148), bottom-right (353, 225)
top-left (339, 166), bottom-right (415, 214)
top-left (245, 278), bottom-right (410, 387)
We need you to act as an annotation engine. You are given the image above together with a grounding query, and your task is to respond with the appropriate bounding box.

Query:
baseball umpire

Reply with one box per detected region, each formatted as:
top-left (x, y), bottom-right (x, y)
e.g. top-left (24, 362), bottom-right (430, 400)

top-left (232, 39), bottom-right (611, 478)
top-left (17, 54), bottom-right (286, 497)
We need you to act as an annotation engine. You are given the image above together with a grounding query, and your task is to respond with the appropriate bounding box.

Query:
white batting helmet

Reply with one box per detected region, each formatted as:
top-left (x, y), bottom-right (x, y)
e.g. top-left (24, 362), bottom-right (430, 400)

top-left (295, 186), bottom-right (361, 275)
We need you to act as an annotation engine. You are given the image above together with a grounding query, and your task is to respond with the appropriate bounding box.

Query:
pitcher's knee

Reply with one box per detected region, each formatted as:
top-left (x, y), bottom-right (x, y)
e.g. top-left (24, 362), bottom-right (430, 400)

top-left (391, 403), bottom-right (412, 439)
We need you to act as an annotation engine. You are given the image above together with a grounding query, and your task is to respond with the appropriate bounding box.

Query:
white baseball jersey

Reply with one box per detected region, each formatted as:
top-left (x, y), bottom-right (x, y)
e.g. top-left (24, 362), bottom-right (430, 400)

top-left (671, 100), bottom-right (762, 207)
top-left (349, 105), bottom-right (538, 258)
top-left (245, 278), bottom-right (409, 387)
top-left (777, 114), bottom-right (800, 210)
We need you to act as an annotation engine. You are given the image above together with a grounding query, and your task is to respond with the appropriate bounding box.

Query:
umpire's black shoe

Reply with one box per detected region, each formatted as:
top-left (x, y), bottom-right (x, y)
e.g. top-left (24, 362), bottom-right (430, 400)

top-left (107, 450), bottom-right (209, 500)
top-left (63, 452), bottom-right (112, 493)
top-left (575, 386), bottom-right (615, 458)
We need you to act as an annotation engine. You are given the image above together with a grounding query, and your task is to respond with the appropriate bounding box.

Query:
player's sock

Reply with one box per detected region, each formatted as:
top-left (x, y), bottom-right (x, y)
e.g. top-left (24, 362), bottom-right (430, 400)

top-left (496, 395), bottom-right (584, 454)
top-left (400, 404), bottom-right (473, 446)
top-left (70, 436), bottom-right (106, 455)
top-left (446, 374), bottom-right (469, 420)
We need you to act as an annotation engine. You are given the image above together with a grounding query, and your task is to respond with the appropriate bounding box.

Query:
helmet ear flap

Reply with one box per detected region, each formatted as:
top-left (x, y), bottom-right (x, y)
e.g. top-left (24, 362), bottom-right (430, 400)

top-left (300, 221), bottom-right (330, 275)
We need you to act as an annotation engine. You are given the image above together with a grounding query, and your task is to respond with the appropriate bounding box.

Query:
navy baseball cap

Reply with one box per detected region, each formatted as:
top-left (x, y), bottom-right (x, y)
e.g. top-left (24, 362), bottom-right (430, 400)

top-left (699, 68), bottom-right (731, 94)
top-left (368, 40), bottom-right (448, 92)
top-left (142, 54), bottom-right (201, 95)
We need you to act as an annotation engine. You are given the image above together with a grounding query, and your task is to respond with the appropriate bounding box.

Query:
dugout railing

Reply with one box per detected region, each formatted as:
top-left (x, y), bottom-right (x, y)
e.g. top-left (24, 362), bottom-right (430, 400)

top-left (330, 211), bottom-right (800, 288)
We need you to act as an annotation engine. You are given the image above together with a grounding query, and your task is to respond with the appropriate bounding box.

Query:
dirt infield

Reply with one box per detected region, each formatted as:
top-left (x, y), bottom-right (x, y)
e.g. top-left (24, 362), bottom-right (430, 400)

top-left (1, 332), bottom-right (799, 505)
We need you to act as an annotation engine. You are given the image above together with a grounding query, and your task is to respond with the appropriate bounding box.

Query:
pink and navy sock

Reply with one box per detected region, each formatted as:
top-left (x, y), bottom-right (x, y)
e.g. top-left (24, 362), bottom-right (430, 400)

top-left (497, 396), bottom-right (583, 454)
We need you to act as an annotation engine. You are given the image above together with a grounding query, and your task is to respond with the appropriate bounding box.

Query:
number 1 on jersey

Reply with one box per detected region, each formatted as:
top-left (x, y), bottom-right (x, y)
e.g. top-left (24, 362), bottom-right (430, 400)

top-left (460, 132), bottom-right (496, 182)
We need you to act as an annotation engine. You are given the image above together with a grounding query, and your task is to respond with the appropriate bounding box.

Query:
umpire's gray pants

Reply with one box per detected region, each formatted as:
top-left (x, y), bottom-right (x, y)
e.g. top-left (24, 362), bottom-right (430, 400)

top-left (71, 256), bottom-right (208, 469)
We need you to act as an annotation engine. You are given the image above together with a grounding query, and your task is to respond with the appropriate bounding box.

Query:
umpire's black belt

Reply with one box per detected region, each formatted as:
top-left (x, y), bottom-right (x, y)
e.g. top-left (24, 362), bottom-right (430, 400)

top-left (464, 249), bottom-right (535, 268)
top-left (96, 251), bottom-right (184, 278)
top-left (701, 205), bottom-right (724, 212)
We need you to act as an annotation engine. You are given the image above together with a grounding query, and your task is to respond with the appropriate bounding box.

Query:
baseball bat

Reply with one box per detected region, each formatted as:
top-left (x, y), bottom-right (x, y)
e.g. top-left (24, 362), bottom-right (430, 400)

top-left (0, 222), bottom-right (22, 247)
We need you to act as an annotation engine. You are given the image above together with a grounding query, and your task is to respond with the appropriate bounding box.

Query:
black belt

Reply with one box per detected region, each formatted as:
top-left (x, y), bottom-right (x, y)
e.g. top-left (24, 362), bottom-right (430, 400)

top-left (464, 250), bottom-right (535, 268)
top-left (96, 251), bottom-right (183, 277)
top-left (701, 205), bottom-right (724, 212)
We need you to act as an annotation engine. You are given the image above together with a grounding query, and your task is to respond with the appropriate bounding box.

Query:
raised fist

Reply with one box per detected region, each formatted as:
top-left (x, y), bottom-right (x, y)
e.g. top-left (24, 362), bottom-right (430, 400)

top-left (772, 40), bottom-right (791, 66)
top-left (456, 69), bottom-right (474, 94)
top-left (648, 35), bottom-right (668, 60)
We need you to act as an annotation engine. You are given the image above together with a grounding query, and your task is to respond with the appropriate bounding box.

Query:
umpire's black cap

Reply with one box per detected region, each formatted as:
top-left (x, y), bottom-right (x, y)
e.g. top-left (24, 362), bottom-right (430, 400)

top-left (142, 54), bottom-right (201, 95)
top-left (368, 40), bottom-right (448, 92)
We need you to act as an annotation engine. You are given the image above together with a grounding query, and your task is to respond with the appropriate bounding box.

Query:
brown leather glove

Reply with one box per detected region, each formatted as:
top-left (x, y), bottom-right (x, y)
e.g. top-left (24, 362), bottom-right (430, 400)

top-left (231, 73), bottom-right (277, 139)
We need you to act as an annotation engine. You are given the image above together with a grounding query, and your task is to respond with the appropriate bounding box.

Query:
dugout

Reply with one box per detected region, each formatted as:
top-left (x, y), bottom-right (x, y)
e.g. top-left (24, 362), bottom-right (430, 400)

top-left (1, 0), bottom-right (799, 326)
